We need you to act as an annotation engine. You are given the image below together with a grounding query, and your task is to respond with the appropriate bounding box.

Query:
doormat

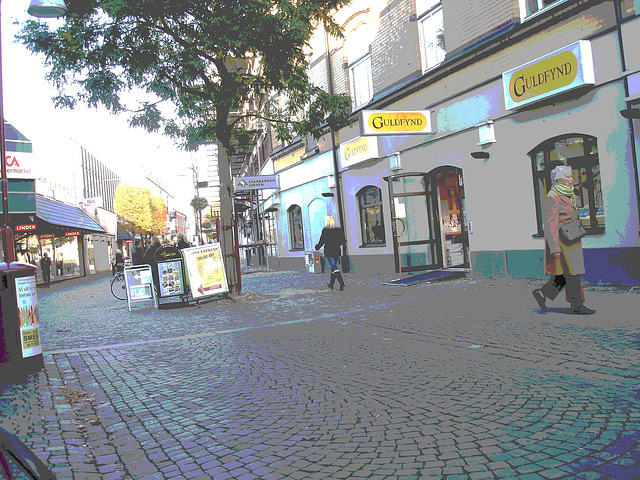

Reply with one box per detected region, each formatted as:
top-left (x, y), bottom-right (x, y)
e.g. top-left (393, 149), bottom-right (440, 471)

top-left (383, 270), bottom-right (465, 286)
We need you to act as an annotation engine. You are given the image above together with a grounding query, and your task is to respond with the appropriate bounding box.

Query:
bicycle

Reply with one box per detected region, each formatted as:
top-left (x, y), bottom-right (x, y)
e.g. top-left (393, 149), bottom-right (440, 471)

top-left (110, 270), bottom-right (127, 300)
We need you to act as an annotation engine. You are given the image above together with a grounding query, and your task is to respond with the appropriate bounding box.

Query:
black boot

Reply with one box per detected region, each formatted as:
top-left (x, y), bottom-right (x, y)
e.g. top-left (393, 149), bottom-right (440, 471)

top-left (335, 272), bottom-right (345, 291)
top-left (327, 272), bottom-right (335, 289)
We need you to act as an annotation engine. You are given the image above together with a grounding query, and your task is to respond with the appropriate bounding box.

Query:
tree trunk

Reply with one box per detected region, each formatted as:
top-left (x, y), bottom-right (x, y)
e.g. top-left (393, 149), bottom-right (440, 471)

top-left (217, 142), bottom-right (240, 293)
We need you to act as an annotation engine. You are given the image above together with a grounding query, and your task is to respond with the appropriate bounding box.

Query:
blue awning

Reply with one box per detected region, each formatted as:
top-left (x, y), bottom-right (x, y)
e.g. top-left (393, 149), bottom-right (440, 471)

top-left (36, 195), bottom-right (106, 234)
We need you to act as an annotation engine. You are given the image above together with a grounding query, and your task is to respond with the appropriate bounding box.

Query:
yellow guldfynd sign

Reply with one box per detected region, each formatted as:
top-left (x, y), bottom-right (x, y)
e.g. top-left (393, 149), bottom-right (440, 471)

top-left (503, 40), bottom-right (594, 110)
top-left (361, 111), bottom-right (433, 136)
top-left (340, 136), bottom-right (379, 169)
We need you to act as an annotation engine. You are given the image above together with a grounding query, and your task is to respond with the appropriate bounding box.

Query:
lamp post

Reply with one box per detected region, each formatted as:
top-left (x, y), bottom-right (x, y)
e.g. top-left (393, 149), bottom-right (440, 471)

top-left (0, 0), bottom-right (67, 263)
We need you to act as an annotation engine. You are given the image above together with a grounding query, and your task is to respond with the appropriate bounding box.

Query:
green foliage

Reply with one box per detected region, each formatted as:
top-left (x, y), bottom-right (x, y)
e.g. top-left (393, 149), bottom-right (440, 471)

top-left (18, 0), bottom-right (353, 154)
top-left (190, 196), bottom-right (209, 212)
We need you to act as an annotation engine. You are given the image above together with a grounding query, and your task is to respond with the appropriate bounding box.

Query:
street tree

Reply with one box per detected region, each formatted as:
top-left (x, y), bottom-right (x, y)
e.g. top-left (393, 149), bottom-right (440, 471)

top-left (18, 0), bottom-right (353, 293)
top-left (190, 196), bottom-right (209, 244)
top-left (150, 195), bottom-right (168, 236)
top-left (115, 185), bottom-right (153, 238)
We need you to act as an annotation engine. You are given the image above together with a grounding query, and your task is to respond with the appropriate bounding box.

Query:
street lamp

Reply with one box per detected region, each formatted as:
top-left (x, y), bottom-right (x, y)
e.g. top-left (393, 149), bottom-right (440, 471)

top-left (0, 0), bottom-right (67, 263)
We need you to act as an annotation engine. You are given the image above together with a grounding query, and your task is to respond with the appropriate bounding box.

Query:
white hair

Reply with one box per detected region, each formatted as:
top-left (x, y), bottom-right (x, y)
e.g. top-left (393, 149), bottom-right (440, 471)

top-left (550, 165), bottom-right (573, 184)
top-left (325, 214), bottom-right (337, 228)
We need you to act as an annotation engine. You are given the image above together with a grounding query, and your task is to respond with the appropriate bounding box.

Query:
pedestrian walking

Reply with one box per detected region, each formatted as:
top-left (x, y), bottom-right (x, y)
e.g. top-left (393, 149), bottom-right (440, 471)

top-left (144, 236), bottom-right (162, 292)
top-left (315, 214), bottom-right (346, 291)
top-left (532, 165), bottom-right (595, 315)
top-left (175, 233), bottom-right (191, 250)
top-left (39, 252), bottom-right (52, 288)
top-left (112, 249), bottom-right (124, 276)
top-left (132, 240), bottom-right (144, 265)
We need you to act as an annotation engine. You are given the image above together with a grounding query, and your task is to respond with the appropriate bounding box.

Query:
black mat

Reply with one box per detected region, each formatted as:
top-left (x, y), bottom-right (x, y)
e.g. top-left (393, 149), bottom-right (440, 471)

top-left (383, 269), bottom-right (465, 286)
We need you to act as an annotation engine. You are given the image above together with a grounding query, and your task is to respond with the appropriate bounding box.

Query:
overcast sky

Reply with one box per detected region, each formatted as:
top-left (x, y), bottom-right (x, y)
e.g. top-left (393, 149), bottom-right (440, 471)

top-left (1, 2), bottom-right (196, 212)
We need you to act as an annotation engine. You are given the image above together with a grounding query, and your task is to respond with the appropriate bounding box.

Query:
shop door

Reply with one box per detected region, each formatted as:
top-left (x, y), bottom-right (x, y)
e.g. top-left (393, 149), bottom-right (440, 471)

top-left (434, 166), bottom-right (470, 268)
top-left (386, 173), bottom-right (442, 273)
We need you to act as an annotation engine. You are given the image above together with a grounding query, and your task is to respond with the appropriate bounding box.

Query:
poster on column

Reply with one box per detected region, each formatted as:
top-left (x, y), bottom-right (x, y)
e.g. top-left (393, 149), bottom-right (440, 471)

top-left (16, 276), bottom-right (41, 358)
top-left (182, 243), bottom-right (229, 299)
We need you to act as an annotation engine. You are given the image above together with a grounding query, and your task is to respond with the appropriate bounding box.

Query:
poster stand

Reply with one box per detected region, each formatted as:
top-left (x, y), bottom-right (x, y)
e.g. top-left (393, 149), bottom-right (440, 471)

top-left (181, 243), bottom-right (229, 305)
top-left (124, 265), bottom-right (158, 311)
top-left (154, 245), bottom-right (189, 310)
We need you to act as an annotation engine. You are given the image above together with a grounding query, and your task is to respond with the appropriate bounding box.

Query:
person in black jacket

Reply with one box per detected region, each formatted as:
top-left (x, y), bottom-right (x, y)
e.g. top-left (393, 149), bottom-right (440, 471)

top-left (315, 214), bottom-right (346, 291)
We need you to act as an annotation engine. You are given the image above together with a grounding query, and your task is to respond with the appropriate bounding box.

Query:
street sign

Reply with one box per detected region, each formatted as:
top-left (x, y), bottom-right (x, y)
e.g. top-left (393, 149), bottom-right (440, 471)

top-left (233, 175), bottom-right (278, 191)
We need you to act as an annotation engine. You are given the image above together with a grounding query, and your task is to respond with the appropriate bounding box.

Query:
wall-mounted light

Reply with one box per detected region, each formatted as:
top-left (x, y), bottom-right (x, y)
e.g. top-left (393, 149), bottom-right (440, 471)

top-left (470, 151), bottom-right (490, 160)
top-left (389, 152), bottom-right (402, 172)
top-left (477, 120), bottom-right (496, 145)
top-left (321, 192), bottom-right (335, 197)
top-left (620, 107), bottom-right (640, 119)
top-left (327, 174), bottom-right (336, 190)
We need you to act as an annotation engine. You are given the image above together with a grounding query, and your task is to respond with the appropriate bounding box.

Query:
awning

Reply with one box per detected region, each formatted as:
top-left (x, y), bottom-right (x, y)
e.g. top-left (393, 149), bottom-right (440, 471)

top-left (34, 195), bottom-right (106, 235)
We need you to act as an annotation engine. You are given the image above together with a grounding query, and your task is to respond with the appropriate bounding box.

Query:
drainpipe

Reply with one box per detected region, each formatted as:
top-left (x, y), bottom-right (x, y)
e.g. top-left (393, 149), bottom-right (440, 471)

top-left (324, 28), bottom-right (348, 257)
top-left (613, 0), bottom-right (640, 237)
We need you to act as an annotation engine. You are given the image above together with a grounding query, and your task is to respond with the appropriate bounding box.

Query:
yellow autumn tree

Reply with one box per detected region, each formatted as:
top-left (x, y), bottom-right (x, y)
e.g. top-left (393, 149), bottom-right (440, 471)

top-left (150, 195), bottom-right (168, 236)
top-left (114, 185), bottom-right (153, 235)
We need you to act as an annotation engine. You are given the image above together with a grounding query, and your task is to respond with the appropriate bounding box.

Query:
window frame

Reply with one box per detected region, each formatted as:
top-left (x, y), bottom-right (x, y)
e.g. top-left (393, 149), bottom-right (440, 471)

top-left (349, 52), bottom-right (373, 110)
top-left (357, 185), bottom-right (386, 247)
top-left (417, 2), bottom-right (445, 73)
top-left (529, 134), bottom-right (605, 238)
top-left (287, 205), bottom-right (305, 251)
top-left (519, 0), bottom-right (569, 20)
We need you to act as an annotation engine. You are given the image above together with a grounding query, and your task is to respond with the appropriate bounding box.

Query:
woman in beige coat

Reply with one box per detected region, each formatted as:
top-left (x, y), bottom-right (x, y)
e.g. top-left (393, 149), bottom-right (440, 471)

top-left (532, 165), bottom-right (595, 315)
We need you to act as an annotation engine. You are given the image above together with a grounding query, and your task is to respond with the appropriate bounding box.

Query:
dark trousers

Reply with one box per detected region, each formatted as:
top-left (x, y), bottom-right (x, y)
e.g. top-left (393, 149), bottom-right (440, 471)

top-left (540, 274), bottom-right (585, 308)
top-left (42, 269), bottom-right (51, 287)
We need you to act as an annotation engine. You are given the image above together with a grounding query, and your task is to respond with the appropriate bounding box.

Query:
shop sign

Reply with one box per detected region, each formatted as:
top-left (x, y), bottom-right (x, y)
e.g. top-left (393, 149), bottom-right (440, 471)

top-left (502, 40), bottom-right (595, 110)
top-left (233, 175), bottom-right (278, 191)
top-left (65, 231), bottom-right (81, 237)
top-left (39, 233), bottom-right (55, 239)
top-left (182, 243), bottom-right (229, 299)
top-left (15, 223), bottom-right (37, 232)
top-left (274, 147), bottom-right (305, 172)
top-left (124, 239), bottom-right (133, 244)
top-left (6, 152), bottom-right (36, 179)
top-left (340, 136), bottom-right (379, 169)
top-left (360, 110), bottom-right (433, 136)
top-left (16, 276), bottom-right (41, 358)
top-left (81, 197), bottom-right (103, 209)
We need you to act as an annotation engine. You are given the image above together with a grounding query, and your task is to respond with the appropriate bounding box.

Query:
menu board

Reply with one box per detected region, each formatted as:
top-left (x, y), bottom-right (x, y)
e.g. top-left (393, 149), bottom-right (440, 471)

top-left (182, 243), bottom-right (229, 299)
top-left (158, 260), bottom-right (185, 297)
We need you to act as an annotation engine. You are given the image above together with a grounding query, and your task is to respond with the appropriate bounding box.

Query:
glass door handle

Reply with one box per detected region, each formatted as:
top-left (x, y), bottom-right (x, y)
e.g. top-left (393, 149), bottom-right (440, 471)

top-left (393, 217), bottom-right (408, 237)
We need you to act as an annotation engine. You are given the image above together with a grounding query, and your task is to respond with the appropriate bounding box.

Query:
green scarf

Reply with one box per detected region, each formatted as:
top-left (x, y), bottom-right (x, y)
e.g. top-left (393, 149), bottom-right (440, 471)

top-left (554, 183), bottom-right (574, 197)
top-left (553, 183), bottom-right (576, 207)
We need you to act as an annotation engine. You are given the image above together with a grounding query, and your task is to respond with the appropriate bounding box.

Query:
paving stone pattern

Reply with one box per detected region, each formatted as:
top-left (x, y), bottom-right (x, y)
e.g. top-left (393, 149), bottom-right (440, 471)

top-left (1, 270), bottom-right (639, 480)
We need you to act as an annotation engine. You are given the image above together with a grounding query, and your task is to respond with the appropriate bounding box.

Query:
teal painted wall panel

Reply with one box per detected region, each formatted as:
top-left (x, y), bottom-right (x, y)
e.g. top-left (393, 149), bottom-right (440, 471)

top-left (470, 251), bottom-right (507, 278)
top-left (506, 250), bottom-right (546, 280)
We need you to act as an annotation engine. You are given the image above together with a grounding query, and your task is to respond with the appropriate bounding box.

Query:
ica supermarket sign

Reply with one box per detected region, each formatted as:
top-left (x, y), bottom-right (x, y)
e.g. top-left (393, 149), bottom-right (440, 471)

top-left (360, 111), bottom-right (433, 136)
top-left (502, 40), bottom-right (595, 110)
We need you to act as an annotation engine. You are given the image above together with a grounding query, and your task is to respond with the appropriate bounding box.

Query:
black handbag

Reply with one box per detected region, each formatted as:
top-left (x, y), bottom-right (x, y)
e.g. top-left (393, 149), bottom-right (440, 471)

top-left (341, 255), bottom-right (351, 273)
top-left (559, 218), bottom-right (587, 244)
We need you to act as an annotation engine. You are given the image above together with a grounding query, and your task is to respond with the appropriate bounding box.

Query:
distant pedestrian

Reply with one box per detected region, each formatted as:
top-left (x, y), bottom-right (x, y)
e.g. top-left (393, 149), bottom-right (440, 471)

top-left (144, 236), bottom-right (162, 292)
top-left (40, 252), bottom-right (52, 287)
top-left (112, 249), bottom-right (124, 276)
top-left (532, 165), bottom-right (595, 315)
top-left (132, 240), bottom-right (144, 265)
top-left (315, 214), bottom-right (346, 291)
top-left (175, 233), bottom-right (191, 250)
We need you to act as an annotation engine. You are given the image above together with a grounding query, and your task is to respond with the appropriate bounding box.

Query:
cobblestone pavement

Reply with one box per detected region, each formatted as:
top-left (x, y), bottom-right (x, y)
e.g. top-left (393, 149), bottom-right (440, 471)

top-left (1, 268), bottom-right (640, 480)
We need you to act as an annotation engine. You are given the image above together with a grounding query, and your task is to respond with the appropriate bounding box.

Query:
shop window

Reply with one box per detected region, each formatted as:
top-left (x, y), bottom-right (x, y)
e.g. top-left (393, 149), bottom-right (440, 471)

top-left (287, 205), bottom-right (305, 250)
top-left (417, 1), bottom-right (445, 72)
top-left (345, 24), bottom-right (373, 109)
top-left (529, 134), bottom-right (605, 237)
top-left (357, 186), bottom-right (385, 246)
top-left (520, 0), bottom-right (568, 18)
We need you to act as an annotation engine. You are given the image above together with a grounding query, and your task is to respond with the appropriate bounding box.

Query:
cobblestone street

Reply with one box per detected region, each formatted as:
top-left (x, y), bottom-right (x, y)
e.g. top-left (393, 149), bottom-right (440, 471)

top-left (1, 269), bottom-right (639, 480)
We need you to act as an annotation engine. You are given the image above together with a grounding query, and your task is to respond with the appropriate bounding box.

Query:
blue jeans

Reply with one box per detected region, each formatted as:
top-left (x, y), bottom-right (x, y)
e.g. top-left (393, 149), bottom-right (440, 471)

top-left (326, 256), bottom-right (339, 272)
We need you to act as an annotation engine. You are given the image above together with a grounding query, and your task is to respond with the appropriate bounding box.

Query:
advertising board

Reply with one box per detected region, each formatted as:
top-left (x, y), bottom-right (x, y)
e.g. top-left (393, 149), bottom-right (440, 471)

top-left (182, 243), bottom-right (229, 299)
